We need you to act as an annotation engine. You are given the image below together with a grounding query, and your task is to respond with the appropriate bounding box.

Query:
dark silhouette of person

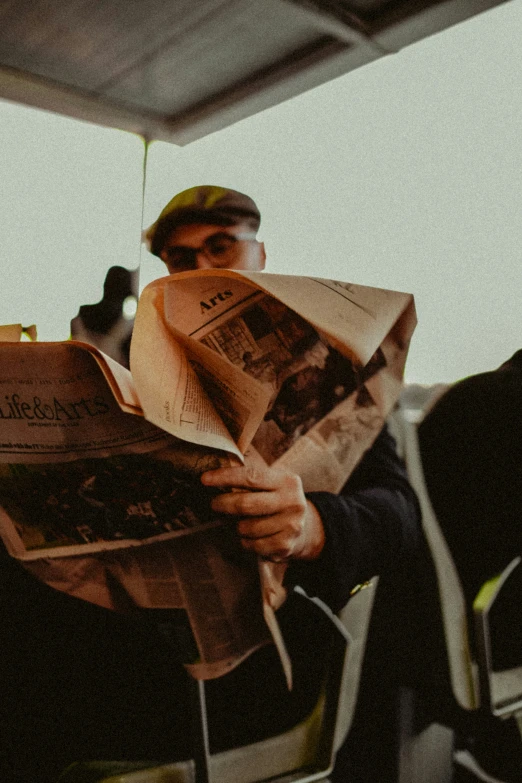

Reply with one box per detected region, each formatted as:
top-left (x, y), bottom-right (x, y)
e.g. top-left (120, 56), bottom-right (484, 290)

top-left (71, 266), bottom-right (138, 368)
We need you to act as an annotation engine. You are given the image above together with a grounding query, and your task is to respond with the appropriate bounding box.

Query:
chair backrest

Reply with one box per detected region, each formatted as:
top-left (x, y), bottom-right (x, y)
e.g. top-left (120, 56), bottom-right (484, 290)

top-left (58, 589), bottom-right (366, 783)
top-left (334, 578), bottom-right (378, 751)
top-left (398, 411), bottom-right (522, 721)
top-left (400, 413), bottom-right (479, 710)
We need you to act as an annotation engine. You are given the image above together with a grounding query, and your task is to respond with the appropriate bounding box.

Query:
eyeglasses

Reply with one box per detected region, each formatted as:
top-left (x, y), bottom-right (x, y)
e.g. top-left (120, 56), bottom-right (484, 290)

top-left (161, 230), bottom-right (259, 272)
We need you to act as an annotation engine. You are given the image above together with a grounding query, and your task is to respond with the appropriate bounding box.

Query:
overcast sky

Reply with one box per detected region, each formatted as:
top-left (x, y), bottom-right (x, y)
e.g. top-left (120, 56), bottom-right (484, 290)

top-left (1, 0), bottom-right (520, 384)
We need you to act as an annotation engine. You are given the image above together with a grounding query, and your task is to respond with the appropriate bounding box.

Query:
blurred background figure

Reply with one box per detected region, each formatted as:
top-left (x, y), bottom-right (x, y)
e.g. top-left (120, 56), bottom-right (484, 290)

top-left (70, 265), bottom-right (138, 368)
top-left (417, 349), bottom-right (522, 783)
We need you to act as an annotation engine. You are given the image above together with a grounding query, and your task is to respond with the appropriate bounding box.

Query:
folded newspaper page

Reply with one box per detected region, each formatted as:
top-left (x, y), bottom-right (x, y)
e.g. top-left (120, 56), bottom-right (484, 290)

top-left (131, 270), bottom-right (416, 491)
top-left (0, 271), bottom-right (416, 682)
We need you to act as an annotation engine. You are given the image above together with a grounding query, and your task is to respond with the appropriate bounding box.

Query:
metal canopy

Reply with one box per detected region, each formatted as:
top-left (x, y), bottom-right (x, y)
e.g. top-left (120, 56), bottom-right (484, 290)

top-left (0, 0), bottom-right (507, 145)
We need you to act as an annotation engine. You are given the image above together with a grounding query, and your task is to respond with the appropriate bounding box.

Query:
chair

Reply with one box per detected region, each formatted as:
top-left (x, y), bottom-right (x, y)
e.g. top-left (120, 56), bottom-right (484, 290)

top-left (400, 413), bottom-right (479, 711)
top-left (396, 413), bottom-right (522, 781)
top-left (57, 584), bottom-right (377, 783)
top-left (400, 414), bottom-right (522, 718)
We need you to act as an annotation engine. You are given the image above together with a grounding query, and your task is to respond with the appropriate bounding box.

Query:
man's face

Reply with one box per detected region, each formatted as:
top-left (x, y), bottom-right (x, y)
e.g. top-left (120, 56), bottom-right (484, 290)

top-left (160, 222), bottom-right (266, 274)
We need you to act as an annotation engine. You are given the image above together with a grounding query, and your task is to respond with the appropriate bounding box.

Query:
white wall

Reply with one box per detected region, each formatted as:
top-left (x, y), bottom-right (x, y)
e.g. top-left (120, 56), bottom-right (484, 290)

top-left (0, 103), bottom-right (144, 341)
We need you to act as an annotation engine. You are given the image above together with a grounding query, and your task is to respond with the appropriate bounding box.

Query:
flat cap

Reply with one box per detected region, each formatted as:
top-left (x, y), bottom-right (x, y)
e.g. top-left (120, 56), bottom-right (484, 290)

top-left (144, 185), bottom-right (261, 257)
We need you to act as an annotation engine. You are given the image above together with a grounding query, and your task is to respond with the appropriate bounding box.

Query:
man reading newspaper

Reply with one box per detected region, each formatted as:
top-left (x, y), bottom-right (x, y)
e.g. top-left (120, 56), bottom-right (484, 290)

top-left (142, 187), bottom-right (425, 783)
top-left (0, 186), bottom-right (422, 783)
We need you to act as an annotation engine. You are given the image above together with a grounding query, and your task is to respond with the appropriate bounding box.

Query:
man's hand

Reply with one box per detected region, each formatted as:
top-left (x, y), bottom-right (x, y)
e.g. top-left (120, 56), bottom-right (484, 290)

top-left (200, 461), bottom-right (325, 562)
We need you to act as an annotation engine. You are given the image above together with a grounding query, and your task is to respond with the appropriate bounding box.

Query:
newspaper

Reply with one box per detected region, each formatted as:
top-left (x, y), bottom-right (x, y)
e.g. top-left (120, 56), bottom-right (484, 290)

top-left (0, 271), bottom-right (416, 681)
top-left (131, 271), bottom-right (416, 491)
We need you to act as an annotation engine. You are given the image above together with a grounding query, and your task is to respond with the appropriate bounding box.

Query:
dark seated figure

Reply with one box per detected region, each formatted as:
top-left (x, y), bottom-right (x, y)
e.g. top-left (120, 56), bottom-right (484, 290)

top-left (418, 349), bottom-right (522, 782)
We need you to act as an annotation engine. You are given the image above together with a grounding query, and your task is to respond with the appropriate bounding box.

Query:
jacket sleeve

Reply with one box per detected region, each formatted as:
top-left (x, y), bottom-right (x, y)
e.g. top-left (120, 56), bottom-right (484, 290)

top-left (285, 424), bottom-right (422, 613)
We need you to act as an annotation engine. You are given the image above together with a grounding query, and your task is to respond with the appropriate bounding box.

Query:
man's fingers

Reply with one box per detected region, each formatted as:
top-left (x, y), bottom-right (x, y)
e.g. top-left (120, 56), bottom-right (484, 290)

top-left (238, 524), bottom-right (293, 560)
top-left (201, 464), bottom-right (286, 492)
top-left (236, 515), bottom-right (302, 541)
top-left (199, 462), bottom-right (324, 562)
top-left (211, 488), bottom-right (293, 517)
top-left (236, 516), bottom-right (284, 540)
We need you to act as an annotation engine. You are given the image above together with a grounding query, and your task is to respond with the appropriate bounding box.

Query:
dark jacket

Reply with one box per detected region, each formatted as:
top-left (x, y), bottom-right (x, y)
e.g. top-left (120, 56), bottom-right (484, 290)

top-left (289, 426), bottom-right (422, 612)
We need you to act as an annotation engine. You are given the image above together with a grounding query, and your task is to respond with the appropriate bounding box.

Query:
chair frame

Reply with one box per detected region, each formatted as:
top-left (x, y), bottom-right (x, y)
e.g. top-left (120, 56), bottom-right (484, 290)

top-left (58, 585), bottom-right (379, 783)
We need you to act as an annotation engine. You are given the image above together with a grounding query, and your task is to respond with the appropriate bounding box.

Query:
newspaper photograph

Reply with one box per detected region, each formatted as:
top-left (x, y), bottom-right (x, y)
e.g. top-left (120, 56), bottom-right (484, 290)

top-left (0, 450), bottom-right (233, 559)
